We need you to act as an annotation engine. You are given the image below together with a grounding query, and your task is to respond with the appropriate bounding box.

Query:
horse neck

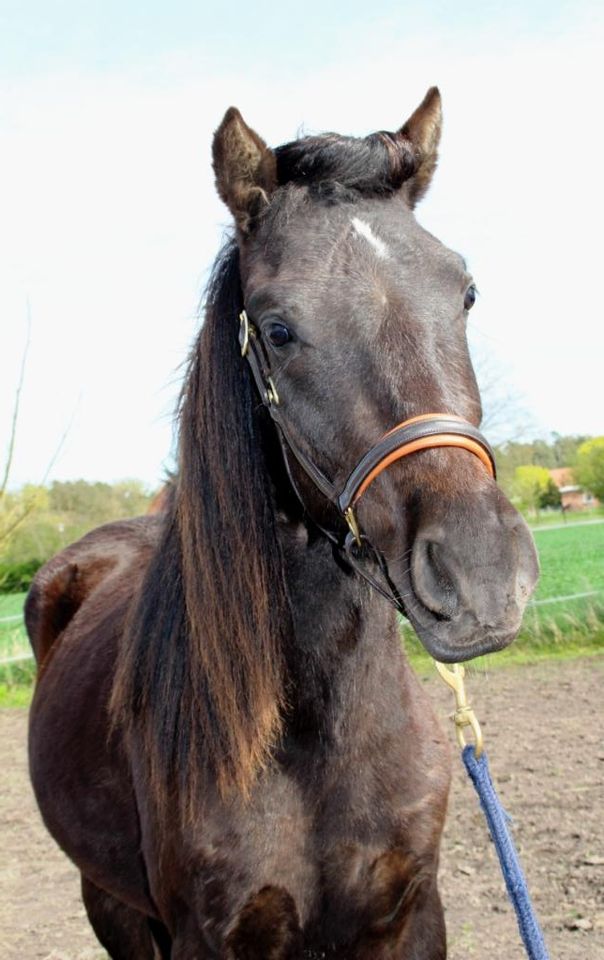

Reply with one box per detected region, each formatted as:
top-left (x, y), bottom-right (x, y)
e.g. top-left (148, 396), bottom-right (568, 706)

top-left (277, 520), bottom-right (402, 737)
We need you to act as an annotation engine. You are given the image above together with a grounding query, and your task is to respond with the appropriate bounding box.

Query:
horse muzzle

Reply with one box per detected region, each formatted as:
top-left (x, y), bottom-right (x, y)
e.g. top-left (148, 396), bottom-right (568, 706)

top-left (387, 480), bottom-right (540, 661)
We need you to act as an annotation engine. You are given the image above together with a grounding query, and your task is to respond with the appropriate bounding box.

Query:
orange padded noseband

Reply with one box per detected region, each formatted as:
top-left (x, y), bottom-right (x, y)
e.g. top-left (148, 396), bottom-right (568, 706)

top-left (337, 413), bottom-right (496, 521)
top-left (352, 417), bottom-right (496, 506)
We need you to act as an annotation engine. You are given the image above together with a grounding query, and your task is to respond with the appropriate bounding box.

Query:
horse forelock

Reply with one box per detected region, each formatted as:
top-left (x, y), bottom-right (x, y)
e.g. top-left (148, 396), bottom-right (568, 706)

top-left (111, 242), bottom-right (292, 820)
top-left (274, 131), bottom-right (416, 198)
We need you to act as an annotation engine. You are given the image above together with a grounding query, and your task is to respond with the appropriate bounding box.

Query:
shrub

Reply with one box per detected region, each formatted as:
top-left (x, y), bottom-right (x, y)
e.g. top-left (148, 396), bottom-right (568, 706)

top-left (0, 558), bottom-right (44, 594)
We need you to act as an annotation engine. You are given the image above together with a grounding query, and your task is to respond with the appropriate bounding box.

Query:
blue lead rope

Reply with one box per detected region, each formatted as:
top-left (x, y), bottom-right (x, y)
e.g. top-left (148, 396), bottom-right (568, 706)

top-left (462, 746), bottom-right (550, 960)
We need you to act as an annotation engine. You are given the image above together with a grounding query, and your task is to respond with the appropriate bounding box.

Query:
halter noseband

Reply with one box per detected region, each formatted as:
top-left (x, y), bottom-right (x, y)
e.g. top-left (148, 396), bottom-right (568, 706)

top-left (239, 309), bottom-right (496, 610)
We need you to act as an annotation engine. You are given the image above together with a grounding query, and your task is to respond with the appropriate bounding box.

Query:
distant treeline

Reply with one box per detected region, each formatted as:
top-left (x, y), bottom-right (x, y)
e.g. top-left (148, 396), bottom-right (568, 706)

top-left (494, 434), bottom-right (589, 494)
top-left (0, 479), bottom-right (154, 591)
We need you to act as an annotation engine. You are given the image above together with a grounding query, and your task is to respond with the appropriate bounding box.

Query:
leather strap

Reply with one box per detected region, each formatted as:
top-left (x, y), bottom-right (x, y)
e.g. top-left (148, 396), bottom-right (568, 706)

top-left (338, 416), bottom-right (496, 512)
top-left (239, 312), bottom-right (338, 503)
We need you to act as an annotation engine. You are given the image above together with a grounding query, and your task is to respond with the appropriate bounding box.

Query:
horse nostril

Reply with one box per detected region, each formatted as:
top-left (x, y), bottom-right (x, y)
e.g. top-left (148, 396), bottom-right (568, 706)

top-left (411, 539), bottom-right (459, 621)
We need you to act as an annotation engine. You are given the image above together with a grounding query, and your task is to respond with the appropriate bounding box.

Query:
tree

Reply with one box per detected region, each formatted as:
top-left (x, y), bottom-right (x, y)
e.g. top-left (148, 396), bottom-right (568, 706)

top-left (538, 477), bottom-right (562, 510)
top-left (512, 465), bottom-right (552, 515)
top-left (111, 480), bottom-right (152, 518)
top-left (493, 433), bottom-right (592, 501)
top-left (575, 437), bottom-right (604, 501)
top-left (2, 479), bottom-right (154, 570)
top-left (48, 479), bottom-right (151, 523)
top-left (49, 480), bottom-right (115, 520)
top-left (471, 347), bottom-right (535, 445)
top-left (549, 433), bottom-right (589, 468)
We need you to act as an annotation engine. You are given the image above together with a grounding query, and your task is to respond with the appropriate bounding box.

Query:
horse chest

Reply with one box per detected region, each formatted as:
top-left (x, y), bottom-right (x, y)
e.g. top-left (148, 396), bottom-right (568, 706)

top-left (165, 757), bottom-right (439, 954)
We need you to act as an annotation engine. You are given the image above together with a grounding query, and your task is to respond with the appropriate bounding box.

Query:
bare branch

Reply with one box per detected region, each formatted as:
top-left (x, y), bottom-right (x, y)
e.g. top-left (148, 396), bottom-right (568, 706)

top-left (472, 344), bottom-right (536, 444)
top-left (0, 500), bottom-right (37, 546)
top-left (0, 301), bottom-right (32, 498)
top-left (39, 395), bottom-right (80, 487)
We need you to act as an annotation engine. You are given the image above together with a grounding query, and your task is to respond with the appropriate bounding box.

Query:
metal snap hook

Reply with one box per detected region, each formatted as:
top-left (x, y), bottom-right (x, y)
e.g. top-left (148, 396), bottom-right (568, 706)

top-left (434, 661), bottom-right (484, 758)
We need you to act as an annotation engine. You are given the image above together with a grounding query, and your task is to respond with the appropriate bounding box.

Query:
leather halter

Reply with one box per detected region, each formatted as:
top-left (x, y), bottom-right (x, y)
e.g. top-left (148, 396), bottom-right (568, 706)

top-left (238, 309), bottom-right (496, 610)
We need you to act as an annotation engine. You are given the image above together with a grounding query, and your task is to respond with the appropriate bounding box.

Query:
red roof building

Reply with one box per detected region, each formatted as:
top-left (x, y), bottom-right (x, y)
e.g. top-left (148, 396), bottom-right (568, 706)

top-left (549, 467), bottom-right (599, 511)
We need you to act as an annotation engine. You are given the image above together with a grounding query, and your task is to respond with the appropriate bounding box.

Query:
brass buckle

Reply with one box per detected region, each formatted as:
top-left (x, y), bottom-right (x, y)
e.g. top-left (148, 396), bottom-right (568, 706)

top-left (266, 377), bottom-right (280, 406)
top-left (434, 661), bottom-right (483, 757)
top-left (239, 310), bottom-right (253, 357)
top-left (344, 507), bottom-right (361, 546)
top-left (240, 310), bottom-right (278, 405)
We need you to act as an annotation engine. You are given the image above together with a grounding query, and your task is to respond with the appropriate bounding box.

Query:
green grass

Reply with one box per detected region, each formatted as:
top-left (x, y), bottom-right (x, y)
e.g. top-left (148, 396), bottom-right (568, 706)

top-left (528, 508), bottom-right (604, 529)
top-left (0, 591), bottom-right (29, 660)
top-left (532, 523), bottom-right (604, 600)
top-left (0, 591), bottom-right (34, 701)
top-left (0, 591), bottom-right (27, 618)
top-left (0, 681), bottom-right (35, 707)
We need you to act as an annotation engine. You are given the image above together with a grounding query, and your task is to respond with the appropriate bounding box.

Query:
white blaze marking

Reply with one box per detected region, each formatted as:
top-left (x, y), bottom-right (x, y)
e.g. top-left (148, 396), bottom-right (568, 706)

top-left (351, 217), bottom-right (389, 259)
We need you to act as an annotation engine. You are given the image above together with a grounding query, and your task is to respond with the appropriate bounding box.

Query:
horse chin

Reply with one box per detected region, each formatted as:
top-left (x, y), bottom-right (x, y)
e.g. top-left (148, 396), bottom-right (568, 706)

top-left (408, 616), bottom-right (519, 664)
top-left (395, 568), bottom-right (525, 663)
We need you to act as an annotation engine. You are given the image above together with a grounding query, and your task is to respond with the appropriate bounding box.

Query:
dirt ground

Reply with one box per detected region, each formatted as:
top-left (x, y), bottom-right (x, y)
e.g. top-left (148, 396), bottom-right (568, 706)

top-left (1, 656), bottom-right (603, 960)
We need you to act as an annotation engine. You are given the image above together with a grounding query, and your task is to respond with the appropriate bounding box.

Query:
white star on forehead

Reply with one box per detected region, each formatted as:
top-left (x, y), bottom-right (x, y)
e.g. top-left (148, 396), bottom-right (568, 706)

top-left (351, 217), bottom-right (390, 259)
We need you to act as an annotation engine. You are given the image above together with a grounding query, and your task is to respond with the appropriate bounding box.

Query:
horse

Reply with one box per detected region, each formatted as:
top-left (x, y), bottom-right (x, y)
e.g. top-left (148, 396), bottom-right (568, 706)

top-left (26, 88), bottom-right (539, 959)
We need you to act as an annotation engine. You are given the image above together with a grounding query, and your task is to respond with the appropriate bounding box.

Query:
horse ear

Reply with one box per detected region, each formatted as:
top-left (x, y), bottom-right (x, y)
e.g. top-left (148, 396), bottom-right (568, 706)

top-left (212, 107), bottom-right (277, 233)
top-left (397, 87), bottom-right (442, 206)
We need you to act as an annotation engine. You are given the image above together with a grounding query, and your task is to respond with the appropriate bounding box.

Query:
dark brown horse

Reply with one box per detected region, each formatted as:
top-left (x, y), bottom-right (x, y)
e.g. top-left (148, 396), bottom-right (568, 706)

top-left (27, 89), bottom-right (538, 958)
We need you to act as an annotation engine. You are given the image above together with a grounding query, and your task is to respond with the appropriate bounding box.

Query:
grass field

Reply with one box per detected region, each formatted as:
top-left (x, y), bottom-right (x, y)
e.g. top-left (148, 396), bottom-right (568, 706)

top-left (0, 592), bottom-right (29, 663)
top-left (0, 593), bottom-right (35, 701)
top-left (1, 521), bottom-right (603, 703)
top-left (528, 507), bottom-right (603, 528)
top-left (532, 521), bottom-right (604, 600)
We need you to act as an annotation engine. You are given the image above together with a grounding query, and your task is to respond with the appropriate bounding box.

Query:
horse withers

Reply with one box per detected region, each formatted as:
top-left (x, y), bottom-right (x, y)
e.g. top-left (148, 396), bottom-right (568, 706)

top-left (27, 88), bottom-right (538, 958)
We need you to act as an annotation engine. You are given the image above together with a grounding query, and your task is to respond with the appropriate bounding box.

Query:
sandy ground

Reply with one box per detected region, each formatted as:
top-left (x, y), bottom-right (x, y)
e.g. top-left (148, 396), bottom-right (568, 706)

top-left (1, 656), bottom-right (602, 959)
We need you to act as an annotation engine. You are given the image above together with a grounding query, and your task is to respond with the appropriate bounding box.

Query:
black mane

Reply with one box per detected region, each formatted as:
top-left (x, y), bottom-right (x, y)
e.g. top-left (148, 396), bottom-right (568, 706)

top-left (112, 242), bottom-right (293, 817)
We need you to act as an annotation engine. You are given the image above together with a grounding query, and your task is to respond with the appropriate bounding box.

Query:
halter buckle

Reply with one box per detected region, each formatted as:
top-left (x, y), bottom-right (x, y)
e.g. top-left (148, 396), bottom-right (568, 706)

top-left (344, 507), bottom-right (361, 546)
top-left (266, 377), bottom-right (280, 406)
top-left (239, 310), bottom-right (253, 357)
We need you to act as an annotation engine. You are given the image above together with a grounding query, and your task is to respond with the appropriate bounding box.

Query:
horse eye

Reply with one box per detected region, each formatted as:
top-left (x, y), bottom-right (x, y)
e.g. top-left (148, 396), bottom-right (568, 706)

top-left (266, 322), bottom-right (292, 347)
top-left (464, 285), bottom-right (477, 311)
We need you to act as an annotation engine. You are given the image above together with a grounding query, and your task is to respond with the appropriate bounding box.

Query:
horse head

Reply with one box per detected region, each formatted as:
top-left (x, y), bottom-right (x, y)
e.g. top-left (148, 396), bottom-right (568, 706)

top-left (212, 89), bottom-right (539, 663)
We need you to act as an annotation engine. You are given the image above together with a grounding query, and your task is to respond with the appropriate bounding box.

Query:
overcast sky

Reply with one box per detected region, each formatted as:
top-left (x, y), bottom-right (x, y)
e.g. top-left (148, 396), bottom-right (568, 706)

top-left (1, 1), bottom-right (602, 489)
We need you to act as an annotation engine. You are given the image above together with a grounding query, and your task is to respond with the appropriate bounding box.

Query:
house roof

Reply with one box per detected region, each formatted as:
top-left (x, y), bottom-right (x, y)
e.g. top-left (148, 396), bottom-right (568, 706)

top-left (550, 467), bottom-right (576, 488)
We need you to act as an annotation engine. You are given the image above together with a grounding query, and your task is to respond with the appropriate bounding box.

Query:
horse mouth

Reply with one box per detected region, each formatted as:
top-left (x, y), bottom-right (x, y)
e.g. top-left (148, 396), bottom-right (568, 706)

top-left (395, 563), bottom-right (522, 663)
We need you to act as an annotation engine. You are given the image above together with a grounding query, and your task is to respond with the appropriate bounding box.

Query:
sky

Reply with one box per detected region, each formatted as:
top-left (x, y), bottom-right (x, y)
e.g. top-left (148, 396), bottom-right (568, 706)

top-left (1, 1), bottom-right (603, 489)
